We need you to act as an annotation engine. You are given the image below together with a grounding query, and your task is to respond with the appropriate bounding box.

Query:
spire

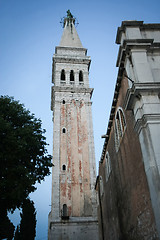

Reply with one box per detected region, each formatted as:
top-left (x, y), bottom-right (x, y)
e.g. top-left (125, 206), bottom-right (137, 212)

top-left (59, 10), bottom-right (83, 48)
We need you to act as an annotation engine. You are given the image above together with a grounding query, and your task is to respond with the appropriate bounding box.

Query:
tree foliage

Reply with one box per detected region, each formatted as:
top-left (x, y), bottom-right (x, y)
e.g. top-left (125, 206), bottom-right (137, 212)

top-left (0, 208), bottom-right (15, 239)
top-left (0, 95), bottom-right (52, 213)
top-left (14, 198), bottom-right (36, 240)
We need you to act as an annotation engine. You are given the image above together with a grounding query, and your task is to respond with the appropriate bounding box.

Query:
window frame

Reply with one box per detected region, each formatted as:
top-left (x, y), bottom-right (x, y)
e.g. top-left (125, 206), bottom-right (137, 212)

top-left (60, 69), bottom-right (66, 83)
top-left (115, 107), bottom-right (126, 151)
top-left (62, 128), bottom-right (66, 134)
top-left (62, 164), bottom-right (66, 171)
top-left (99, 176), bottom-right (104, 197)
top-left (105, 152), bottom-right (111, 182)
top-left (79, 70), bottom-right (83, 84)
top-left (70, 70), bottom-right (75, 84)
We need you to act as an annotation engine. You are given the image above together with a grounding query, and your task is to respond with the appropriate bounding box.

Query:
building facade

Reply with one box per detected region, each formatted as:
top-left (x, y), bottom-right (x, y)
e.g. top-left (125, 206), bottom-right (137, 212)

top-left (96, 21), bottom-right (160, 240)
top-left (48, 12), bottom-right (99, 240)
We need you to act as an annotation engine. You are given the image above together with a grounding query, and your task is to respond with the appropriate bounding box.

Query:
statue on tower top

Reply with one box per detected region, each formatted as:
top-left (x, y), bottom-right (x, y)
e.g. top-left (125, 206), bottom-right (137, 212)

top-left (67, 10), bottom-right (73, 19)
top-left (60, 10), bottom-right (78, 28)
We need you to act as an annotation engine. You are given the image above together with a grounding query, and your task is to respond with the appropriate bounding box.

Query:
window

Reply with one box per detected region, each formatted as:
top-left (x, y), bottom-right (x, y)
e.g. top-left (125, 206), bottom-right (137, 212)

top-left (63, 204), bottom-right (68, 217)
top-left (105, 152), bottom-right (111, 182)
top-left (62, 128), bottom-right (66, 133)
top-left (61, 69), bottom-right (65, 83)
top-left (79, 71), bottom-right (83, 84)
top-left (99, 176), bottom-right (104, 197)
top-left (62, 164), bottom-right (66, 171)
top-left (115, 107), bottom-right (126, 151)
top-left (70, 70), bottom-right (74, 83)
top-left (61, 204), bottom-right (69, 219)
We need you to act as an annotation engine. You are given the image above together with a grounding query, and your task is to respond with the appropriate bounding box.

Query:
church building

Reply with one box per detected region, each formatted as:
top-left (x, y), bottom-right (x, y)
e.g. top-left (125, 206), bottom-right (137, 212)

top-left (96, 21), bottom-right (160, 240)
top-left (48, 11), bottom-right (99, 240)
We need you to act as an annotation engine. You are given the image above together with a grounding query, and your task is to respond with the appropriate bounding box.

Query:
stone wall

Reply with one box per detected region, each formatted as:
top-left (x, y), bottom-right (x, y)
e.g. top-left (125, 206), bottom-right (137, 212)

top-left (98, 75), bottom-right (158, 240)
top-left (48, 217), bottom-right (99, 240)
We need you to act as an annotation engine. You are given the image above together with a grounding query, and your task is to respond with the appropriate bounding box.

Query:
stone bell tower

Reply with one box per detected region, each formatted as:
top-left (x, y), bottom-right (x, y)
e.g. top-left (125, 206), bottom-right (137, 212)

top-left (48, 10), bottom-right (99, 240)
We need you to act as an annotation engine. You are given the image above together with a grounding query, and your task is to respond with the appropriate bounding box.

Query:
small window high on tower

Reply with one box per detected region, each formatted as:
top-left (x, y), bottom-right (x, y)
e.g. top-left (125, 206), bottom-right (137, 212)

top-left (61, 69), bottom-right (65, 83)
top-left (70, 70), bottom-right (74, 84)
top-left (79, 70), bottom-right (83, 84)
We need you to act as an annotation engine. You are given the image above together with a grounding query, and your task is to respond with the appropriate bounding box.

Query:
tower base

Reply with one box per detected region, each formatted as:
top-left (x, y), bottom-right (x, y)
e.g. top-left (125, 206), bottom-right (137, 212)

top-left (48, 215), bottom-right (99, 240)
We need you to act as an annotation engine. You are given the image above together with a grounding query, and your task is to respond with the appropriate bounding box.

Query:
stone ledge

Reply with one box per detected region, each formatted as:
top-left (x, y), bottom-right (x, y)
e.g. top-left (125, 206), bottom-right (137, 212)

top-left (134, 114), bottom-right (160, 134)
top-left (116, 21), bottom-right (160, 44)
top-left (124, 82), bottom-right (160, 110)
top-left (52, 85), bottom-right (93, 94)
top-left (51, 86), bottom-right (94, 111)
top-left (116, 39), bottom-right (154, 67)
top-left (50, 216), bottom-right (98, 223)
top-left (116, 21), bottom-right (144, 44)
top-left (55, 46), bottom-right (87, 55)
top-left (53, 55), bottom-right (91, 65)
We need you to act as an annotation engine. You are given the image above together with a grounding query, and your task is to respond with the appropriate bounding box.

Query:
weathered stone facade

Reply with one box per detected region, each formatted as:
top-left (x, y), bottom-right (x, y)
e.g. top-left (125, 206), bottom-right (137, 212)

top-left (97, 21), bottom-right (160, 240)
top-left (48, 14), bottom-right (99, 240)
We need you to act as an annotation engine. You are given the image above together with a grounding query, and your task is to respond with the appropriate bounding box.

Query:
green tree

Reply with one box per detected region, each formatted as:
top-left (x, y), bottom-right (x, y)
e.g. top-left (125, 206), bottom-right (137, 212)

top-left (14, 198), bottom-right (36, 240)
top-left (0, 96), bottom-right (52, 239)
top-left (0, 208), bottom-right (15, 239)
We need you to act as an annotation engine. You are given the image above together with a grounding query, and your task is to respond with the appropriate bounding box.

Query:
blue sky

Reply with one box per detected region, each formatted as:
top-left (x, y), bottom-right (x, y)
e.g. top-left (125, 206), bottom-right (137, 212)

top-left (1, 0), bottom-right (160, 239)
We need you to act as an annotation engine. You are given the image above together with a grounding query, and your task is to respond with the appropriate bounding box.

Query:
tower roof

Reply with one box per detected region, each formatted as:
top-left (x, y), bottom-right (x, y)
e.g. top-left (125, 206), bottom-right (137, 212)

top-left (59, 10), bottom-right (83, 48)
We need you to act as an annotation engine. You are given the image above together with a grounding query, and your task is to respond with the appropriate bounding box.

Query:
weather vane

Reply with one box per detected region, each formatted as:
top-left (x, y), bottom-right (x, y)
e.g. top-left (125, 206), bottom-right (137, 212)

top-left (60, 9), bottom-right (79, 28)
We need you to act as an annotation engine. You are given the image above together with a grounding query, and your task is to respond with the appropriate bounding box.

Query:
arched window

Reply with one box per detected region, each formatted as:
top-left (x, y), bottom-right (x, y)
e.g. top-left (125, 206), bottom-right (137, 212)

top-left (62, 164), bottom-right (66, 171)
top-left (63, 204), bottom-right (68, 217)
top-left (105, 152), bottom-right (111, 182)
top-left (61, 69), bottom-right (65, 82)
top-left (115, 107), bottom-right (126, 151)
top-left (79, 71), bottom-right (83, 84)
top-left (61, 204), bottom-right (69, 219)
top-left (99, 176), bottom-right (104, 198)
top-left (70, 70), bottom-right (74, 83)
top-left (62, 128), bottom-right (66, 133)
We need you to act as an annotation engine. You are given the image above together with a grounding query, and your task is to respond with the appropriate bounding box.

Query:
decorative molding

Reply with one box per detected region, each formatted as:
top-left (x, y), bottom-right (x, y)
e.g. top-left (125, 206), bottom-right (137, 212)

top-left (134, 114), bottom-right (160, 134)
top-left (116, 21), bottom-right (144, 44)
top-left (55, 46), bottom-right (87, 55)
top-left (116, 39), bottom-right (153, 67)
top-left (53, 56), bottom-right (91, 65)
top-left (124, 82), bottom-right (160, 110)
top-left (52, 85), bottom-right (93, 95)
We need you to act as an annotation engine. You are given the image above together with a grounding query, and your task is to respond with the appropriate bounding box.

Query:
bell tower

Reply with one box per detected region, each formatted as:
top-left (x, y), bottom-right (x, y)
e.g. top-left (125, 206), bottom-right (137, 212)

top-left (48, 10), bottom-right (99, 240)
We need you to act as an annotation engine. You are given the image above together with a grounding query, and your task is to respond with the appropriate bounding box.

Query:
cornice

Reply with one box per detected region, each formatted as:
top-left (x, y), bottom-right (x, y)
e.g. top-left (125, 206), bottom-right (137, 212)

top-left (124, 82), bottom-right (160, 110)
top-left (53, 55), bottom-right (91, 65)
top-left (55, 46), bottom-right (87, 55)
top-left (134, 114), bottom-right (160, 134)
top-left (116, 21), bottom-right (144, 44)
top-left (51, 86), bottom-right (93, 111)
top-left (140, 24), bottom-right (160, 30)
top-left (52, 86), bottom-right (93, 95)
top-left (116, 21), bottom-right (160, 45)
top-left (116, 39), bottom-right (154, 67)
top-left (100, 67), bottom-right (125, 162)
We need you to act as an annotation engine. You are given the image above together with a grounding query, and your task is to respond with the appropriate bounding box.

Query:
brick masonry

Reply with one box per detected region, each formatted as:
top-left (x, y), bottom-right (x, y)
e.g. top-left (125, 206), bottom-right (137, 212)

top-left (98, 75), bottom-right (158, 240)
